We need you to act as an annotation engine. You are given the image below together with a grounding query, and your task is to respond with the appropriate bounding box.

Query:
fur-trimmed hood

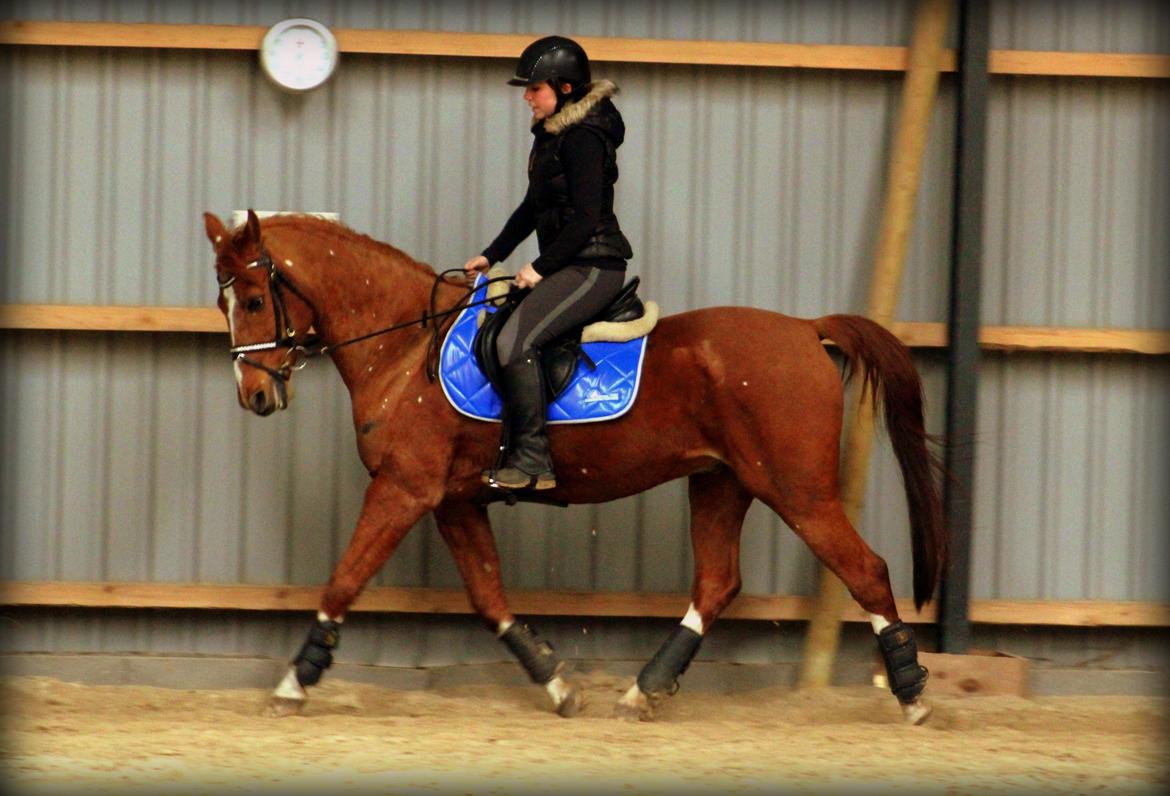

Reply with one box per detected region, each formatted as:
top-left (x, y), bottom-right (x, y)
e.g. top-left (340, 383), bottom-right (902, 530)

top-left (539, 79), bottom-right (624, 145)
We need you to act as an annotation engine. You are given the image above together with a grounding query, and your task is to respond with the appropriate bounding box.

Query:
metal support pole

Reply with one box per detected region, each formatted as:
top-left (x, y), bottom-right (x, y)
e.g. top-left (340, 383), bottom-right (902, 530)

top-left (938, 0), bottom-right (989, 654)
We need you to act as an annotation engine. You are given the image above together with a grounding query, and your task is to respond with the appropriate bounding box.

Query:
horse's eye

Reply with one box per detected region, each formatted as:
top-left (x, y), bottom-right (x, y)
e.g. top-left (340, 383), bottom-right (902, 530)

top-left (245, 296), bottom-right (265, 313)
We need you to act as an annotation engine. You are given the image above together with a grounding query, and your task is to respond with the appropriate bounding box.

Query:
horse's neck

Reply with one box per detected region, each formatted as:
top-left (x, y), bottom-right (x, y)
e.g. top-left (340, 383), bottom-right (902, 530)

top-left (276, 228), bottom-right (455, 388)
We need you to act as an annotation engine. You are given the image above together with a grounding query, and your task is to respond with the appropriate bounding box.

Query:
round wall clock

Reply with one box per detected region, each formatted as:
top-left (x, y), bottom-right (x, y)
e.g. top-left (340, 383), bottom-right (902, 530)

top-left (259, 18), bottom-right (339, 93)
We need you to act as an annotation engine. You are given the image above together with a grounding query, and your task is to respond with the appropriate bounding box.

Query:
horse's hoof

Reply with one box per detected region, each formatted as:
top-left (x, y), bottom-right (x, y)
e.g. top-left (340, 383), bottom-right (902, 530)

top-left (613, 682), bottom-right (654, 722)
top-left (264, 696), bottom-right (305, 718)
top-left (555, 685), bottom-right (584, 718)
top-left (901, 698), bottom-right (932, 725)
top-left (545, 675), bottom-right (583, 718)
top-left (612, 700), bottom-right (645, 721)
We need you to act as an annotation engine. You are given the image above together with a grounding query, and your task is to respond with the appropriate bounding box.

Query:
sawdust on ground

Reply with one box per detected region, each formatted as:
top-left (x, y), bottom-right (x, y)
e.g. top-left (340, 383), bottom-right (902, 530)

top-left (1, 672), bottom-right (1167, 795)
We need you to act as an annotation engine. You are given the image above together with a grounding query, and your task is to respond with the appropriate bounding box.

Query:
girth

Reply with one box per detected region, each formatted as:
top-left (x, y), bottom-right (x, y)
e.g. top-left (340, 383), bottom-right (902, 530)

top-left (473, 276), bottom-right (645, 401)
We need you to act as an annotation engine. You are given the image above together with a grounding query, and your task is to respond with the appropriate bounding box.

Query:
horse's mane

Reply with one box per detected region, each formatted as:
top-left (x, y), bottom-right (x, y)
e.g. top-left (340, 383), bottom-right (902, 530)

top-left (249, 214), bottom-right (439, 281)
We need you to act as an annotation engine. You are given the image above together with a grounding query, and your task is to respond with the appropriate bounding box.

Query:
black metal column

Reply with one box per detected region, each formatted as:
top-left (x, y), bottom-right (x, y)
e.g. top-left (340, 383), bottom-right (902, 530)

top-left (938, 0), bottom-right (989, 654)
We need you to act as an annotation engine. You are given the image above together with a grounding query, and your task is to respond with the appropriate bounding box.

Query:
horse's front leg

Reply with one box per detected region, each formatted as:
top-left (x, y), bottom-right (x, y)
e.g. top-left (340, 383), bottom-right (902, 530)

top-left (266, 475), bottom-right (436, 717)
top-left (433, 499), bottom-right (583, 717)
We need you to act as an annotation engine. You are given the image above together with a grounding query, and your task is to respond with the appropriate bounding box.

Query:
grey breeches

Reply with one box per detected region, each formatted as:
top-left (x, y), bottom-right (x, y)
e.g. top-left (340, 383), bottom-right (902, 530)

top-left (495, 264), bottom-right (626, 366)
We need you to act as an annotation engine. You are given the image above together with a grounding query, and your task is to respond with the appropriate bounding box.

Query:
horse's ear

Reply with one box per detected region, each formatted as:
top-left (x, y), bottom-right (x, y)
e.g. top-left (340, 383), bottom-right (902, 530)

top-left (203, 212), bottom-right (227, 247)
top-left (242, 209), bottom-right (262, 247)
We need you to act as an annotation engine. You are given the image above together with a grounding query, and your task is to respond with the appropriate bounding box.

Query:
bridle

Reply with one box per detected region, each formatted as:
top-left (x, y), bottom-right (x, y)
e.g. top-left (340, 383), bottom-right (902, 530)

top-left (219, 248), bottom-right (518, 402)
top-left (219, 249), bottom-right (319, 407)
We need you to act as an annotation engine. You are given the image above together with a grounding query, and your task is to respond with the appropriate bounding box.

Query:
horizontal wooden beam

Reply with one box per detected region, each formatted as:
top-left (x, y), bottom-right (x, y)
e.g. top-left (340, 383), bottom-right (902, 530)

top-left (2, 581), bottom-right (1166, 627)
top-left (0, 20), bottom-right (265, 51)
top-left (3, 304), bottom-right (1167, 355)
top-left (1, 21), bottom-right (1167, 79)
top-left (0, 304), bottom-right (225, 333)
top-left (988, 49), bottom-right (1170, 79)
top-left (887, 321), bottom-right (1170, 355)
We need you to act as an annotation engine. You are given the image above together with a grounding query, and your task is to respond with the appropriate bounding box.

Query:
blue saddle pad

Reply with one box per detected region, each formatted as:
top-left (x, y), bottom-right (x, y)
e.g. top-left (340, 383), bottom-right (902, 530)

top-left (439, 276), bottom-right (648, 424)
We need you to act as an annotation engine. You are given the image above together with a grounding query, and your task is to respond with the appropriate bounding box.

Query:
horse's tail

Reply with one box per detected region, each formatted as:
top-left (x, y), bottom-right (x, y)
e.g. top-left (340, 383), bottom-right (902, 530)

top-left (812, 314), bottom-right (947, 611)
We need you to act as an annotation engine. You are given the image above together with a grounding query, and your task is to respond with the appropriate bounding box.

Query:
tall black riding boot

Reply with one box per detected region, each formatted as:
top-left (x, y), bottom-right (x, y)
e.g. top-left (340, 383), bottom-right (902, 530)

top-left (484, 354), bottom-right (557, 491)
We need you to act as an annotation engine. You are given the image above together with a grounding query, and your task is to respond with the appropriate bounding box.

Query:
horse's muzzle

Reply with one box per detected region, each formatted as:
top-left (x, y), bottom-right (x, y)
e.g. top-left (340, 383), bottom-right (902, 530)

top-left (249, 389), bottom-right (277, 416)
top-left (243, 377), bottom-right (292, 416)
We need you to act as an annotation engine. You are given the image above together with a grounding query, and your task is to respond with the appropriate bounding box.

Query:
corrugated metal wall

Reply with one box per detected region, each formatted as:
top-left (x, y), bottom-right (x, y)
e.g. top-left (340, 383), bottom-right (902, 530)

top-left (2, 0), bottom-right (1167, 669)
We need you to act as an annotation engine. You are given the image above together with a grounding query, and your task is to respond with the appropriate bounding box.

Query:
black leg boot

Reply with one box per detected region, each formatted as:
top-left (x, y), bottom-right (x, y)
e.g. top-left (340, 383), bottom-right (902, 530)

top-left (484, 353), bottom-right (557, 491)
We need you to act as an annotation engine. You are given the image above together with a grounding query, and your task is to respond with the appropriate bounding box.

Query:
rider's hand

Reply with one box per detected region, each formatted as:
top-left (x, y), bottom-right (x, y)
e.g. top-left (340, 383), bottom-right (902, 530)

top-left (514, 263), bottom-right (543, 290)
top-left (463, 255), bottom-right (489, 284)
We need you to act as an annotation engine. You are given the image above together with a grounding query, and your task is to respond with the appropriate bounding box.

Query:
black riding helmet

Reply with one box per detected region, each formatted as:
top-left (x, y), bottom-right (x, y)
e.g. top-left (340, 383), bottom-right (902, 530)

top-left (507, 35), bottom-right (591, 88)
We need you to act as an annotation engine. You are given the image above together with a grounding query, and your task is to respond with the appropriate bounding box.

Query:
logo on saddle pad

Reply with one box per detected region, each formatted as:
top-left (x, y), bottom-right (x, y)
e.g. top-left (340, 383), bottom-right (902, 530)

top-left (581, 389), bottom-right (621, 405)
top-left (438, 276), bottom-right (650, 425)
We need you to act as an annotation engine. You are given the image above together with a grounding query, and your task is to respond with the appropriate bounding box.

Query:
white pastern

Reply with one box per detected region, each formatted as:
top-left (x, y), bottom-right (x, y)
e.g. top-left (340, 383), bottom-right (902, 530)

top-left (496, 618), bottom-right (515, 637)
top-left (545, 675), bottom-right (572, 708)
top-left (681, 603), bottom-right (705, 635)
top-left (273, 666), bottom-right (306, 701)
top-left (318, 611), bottom-right (342, 624)
top-left (901, 699), bottom-right (932, 725)
top-left (617, 682), bottom-right (648, 711)
top-left (868, 613), bottom-right (891, 634)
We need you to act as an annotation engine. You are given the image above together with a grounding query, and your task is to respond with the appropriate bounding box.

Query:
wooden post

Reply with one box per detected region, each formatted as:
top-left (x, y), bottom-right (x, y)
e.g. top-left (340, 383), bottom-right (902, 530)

top-left (797, 0), bottom-right (952, 689)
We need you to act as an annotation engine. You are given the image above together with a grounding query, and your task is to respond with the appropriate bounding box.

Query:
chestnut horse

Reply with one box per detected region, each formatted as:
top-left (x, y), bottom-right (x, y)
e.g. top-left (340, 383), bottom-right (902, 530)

top-left (203, 210), bottom-right (945, 724)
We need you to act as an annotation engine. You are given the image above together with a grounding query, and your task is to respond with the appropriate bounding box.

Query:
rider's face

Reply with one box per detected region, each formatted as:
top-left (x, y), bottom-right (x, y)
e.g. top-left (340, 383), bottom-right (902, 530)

top-left (524, 81), bottom-right (566, 121)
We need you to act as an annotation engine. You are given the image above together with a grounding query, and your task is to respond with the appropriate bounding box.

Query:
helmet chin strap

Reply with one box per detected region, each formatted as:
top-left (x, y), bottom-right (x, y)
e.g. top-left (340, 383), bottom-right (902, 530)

top-left (551, 80), bottom-right (584, 112)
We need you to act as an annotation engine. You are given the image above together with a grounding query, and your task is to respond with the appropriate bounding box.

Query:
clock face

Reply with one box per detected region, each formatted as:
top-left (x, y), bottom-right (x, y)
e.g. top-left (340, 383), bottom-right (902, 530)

top-left (260, 19), bottom-right (338, 92)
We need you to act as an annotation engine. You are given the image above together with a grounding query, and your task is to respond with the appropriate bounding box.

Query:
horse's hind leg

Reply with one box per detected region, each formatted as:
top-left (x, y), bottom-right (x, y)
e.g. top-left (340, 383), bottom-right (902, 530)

top-left (767, 494), bottom-right (931, 724)
top-left (433, 499), bottom-right (582, 718)
top-left (615, 467), bottom-right (752, 721)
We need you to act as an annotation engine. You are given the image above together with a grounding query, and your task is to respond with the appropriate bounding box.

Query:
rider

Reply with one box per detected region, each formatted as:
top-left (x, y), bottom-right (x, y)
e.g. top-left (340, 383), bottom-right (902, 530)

top-left (464, 35), bottom-right (634, 492)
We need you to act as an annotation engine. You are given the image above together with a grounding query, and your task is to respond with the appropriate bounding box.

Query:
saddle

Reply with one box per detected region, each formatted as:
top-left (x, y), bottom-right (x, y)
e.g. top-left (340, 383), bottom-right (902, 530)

top-left (473, 270), bottom-right (653, 402)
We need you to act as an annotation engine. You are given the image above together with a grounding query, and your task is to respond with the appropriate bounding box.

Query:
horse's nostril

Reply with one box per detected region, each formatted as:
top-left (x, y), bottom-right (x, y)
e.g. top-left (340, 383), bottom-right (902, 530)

top-left (250, 390), bottom-right (271, 415)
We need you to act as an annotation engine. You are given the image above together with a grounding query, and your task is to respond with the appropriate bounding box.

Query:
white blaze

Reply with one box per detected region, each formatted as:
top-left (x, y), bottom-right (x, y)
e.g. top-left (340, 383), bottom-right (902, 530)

top-left (222, 285), bottom-right (244, 390)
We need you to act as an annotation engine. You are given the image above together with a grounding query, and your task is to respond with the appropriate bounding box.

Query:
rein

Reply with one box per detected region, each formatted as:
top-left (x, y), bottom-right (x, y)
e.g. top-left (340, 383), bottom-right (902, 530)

top-left (221, 253), bottom-right (516, 387)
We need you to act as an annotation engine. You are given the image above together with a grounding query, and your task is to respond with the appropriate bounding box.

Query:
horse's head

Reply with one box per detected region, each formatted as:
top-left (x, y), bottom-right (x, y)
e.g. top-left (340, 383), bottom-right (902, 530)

top-left (203, 209), bottom-right (316, 416)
